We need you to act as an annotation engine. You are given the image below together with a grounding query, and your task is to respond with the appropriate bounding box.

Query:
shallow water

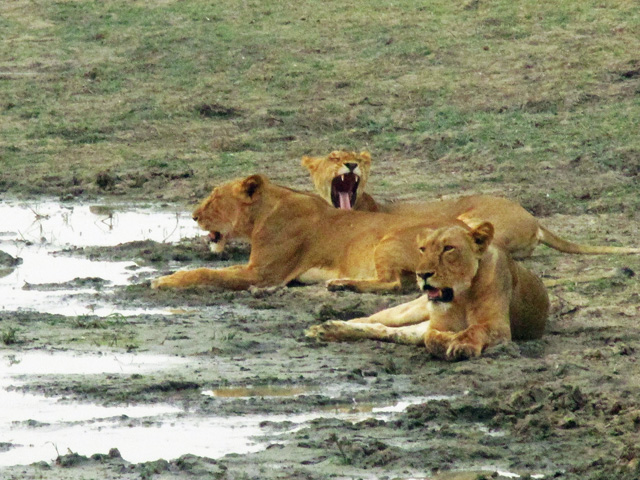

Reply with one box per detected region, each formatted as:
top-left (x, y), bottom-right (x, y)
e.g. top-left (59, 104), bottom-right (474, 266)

top-left (0, 199), bottom-right (201, 316)
top-left (0, 351), bottom-right (441, 467)
top-left (0, 351), bottom-right (186, 465)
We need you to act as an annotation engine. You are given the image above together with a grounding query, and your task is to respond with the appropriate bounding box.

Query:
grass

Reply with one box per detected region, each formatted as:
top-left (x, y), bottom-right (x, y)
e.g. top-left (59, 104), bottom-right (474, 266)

top-left (0, 0), bottom-right (639, 213)
top-left (1, 326), bottom-right (20, 345)
top-left (68, 312), bottom-right (138, 349)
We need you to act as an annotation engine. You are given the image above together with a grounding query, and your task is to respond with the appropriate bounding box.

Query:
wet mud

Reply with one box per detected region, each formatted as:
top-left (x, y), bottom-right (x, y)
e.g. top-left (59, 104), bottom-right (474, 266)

top-left (1, 201), bottom-right (640, 480)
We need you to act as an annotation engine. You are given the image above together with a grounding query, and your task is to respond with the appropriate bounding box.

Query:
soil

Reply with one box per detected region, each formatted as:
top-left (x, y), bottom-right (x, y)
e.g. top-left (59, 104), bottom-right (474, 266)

top-left (1, 202), bottom-right (640, 480)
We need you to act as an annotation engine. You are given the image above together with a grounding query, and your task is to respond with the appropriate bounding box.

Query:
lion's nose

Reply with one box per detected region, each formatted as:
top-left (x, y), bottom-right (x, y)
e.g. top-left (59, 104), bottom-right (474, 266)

top-left (192, 214), bottom-right (199, 222)
top-left (345, 162), bottom-right (358, 172)
top-left (417, 272), bottom-right (434, 281)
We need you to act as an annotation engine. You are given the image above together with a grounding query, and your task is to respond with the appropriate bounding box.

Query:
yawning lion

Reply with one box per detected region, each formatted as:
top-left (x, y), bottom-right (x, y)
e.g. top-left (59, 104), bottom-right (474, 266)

top-left (302, 150), bottom-right (640, 258)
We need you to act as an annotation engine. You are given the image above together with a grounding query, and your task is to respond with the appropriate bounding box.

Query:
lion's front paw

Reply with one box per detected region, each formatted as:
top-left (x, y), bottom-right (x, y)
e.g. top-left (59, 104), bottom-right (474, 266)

top-left (424, 335), bottom-right (449, 359)
top-left (326, 279), bottom-right (358, 292)
top-left (305, 320), bottom-right (349, 341)
top-left (248, 285), bottom-right (285, 298)
top-left (151, 272), bottom-right (182, 290)
top-left (445, 340), bottom-right (482, 361)
top-left (151, 276), bottom-right (170, 290)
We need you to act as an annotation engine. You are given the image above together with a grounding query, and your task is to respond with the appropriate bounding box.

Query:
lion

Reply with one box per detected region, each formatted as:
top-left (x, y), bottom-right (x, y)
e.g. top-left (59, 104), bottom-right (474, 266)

top-left (151, 174), bottom-right (465, 292)
top-left (302, 150), bottom-right (640, 258)
top-left (306, 222), bottom-right (549, 361)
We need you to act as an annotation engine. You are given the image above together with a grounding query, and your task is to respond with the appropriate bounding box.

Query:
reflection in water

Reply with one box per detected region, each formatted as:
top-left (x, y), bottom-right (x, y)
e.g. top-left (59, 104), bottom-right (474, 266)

top-left (0, 351), bottom-right (440, 467)
top-left (203, 385), bottom-right (310, 398)
top-left (0, 351), bottom-right (188, 466)
top-left (0, 200), bottom-right (201, 316)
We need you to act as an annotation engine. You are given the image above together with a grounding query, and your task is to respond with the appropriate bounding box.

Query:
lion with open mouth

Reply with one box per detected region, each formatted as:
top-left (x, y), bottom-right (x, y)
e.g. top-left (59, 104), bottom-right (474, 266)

top-left (306, 222), bottom-right (550, 361)
top-left (151, 174), bottom-right (465, 292)
top-left (302, 150), bottom-right (378, 212)
top-left (302, 150), bottom-right (640, 258)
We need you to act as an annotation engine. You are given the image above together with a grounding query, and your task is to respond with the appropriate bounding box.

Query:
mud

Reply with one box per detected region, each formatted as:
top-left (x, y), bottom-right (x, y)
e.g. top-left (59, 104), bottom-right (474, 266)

top-left (1, 198), bottom-right (640, 480)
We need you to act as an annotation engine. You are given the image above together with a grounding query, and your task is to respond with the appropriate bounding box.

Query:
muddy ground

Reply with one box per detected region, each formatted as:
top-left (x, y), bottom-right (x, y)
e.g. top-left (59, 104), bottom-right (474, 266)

top-left (2, 0), bottom-right (640, 477)
top-left (1, 208), bottom-right (639, 480)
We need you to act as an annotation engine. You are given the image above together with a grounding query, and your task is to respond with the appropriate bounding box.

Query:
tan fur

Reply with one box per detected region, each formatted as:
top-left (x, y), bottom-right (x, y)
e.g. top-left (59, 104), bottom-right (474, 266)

top-left (302, 151), bottom-right (640, 258)
top-left (306, 223), bottom-right (550, 361)
top-left (151, 175), bottom-right (464, 292)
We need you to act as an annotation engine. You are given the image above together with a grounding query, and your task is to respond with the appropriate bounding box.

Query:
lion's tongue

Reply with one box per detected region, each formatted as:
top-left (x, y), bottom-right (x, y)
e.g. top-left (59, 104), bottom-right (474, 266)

top-left (338, 192), bottom-right (352, 210)
top-left (427, 288), bottom-right (442, 300)
top-left (332, 173), bottom-right (358, 210)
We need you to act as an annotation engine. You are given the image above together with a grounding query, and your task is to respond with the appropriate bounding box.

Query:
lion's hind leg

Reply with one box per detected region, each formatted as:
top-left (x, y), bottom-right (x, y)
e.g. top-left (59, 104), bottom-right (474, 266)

top-left (327, 233), bottom-right (418, 293)
top-left (306, 320), bottom-right (428, 346)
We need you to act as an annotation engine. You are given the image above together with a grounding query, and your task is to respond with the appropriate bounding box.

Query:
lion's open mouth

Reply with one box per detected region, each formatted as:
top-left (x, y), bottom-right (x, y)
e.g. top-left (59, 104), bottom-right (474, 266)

top-left (424, 285), bottom-right (454, 303)
top-left (208, 231), bottom-right (222, 243)
top-left (206, 231), bottom-right (224, 253)
top-left (331, 173), bottom-right (360, 210)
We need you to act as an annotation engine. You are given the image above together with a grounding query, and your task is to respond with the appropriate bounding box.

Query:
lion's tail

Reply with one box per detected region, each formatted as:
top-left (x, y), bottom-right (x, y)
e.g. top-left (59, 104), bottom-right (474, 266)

top-left (537, 225), bottom-right (640, 255)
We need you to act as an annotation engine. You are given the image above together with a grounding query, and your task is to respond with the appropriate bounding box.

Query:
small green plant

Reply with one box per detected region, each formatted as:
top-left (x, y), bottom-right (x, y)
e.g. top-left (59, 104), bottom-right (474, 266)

top-left (328, 433), bottom-right (352, 465)
top-left (88, 313), bottom-right (136, 347)
top-left (211, 330), bottom-right (237, 342)
top-left (71, 315), bottom-right (106, 329)
top-left (104, 312), bottom-right (127, 324)
top-left (100, 329), bottom-right (137, 348)
top-left (1, 326), bottom-right (20, 345)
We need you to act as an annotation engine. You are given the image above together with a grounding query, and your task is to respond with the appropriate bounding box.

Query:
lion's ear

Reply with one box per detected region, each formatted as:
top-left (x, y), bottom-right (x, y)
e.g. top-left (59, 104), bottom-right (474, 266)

top-left (470, 222), bottom-right (494, 253)
top-left (301, 155), bottom-right (320, 172)
top-left (236, 174), bottom-right (264, 202)
top-left (359, 151), bottom-right (372, 164)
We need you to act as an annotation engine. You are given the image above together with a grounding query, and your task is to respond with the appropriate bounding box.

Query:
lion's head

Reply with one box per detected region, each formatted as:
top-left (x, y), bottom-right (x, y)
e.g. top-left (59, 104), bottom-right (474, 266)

top-left (192, 174), bottom-right (265, 251)
top-left (301, 151), bottom-right (371, 210)
top-left (415, 222), bottom-right (494, 303)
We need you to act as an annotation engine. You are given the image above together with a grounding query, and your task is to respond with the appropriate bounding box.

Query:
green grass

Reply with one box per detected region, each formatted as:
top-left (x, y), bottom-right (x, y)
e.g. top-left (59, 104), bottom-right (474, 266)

top-left (1, 326), bottom-right (20, 345)
top-left (0, 0), bottom-right (639, 212)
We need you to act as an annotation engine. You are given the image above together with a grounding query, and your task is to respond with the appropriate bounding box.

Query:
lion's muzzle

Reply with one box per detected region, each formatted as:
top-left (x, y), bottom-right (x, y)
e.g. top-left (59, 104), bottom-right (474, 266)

top-left (417, 273), bottom-right (455, 303)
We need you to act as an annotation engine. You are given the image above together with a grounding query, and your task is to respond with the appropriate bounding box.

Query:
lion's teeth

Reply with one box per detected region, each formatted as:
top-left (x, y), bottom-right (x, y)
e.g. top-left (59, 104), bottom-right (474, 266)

top-left (341, 175), bottom-right (344, 181)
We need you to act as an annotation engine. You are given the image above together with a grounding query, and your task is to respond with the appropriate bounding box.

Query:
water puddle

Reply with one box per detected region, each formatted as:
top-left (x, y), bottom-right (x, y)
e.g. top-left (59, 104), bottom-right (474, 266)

top-left (0, 351), bottom-right (441, 467)
top-left (203, 385), bottom-right (310, 398)
top-left (0, 351), bottom-right (187, 466)
top-left (0, 200), bottom-right (201, 316)
top-left (433, 468), bottom-right (544, 479)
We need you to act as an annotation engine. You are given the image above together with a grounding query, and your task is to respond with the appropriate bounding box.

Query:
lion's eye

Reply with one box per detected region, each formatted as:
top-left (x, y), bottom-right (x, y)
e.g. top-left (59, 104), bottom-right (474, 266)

top-left (419, 246), bottom-right (426, 253)
top-left (443, 245), bottom-right (455, 253)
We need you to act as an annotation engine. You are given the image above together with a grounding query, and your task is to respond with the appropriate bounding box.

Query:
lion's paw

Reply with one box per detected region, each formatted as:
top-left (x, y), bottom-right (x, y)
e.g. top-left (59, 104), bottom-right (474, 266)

top-left (249, 285), bottom-right (285, 298)
top-left (151, 276), bottom-right (170, 290)
top-left (305, 320), bottom-right (349, 341)
top-left (424, 337), bottom-right (449, 360)
top-left (151, 273), bottom-right (181, 290)
top-left (445, 340), bottom-right (482, 361)
top-left (326, 279), bottom-right (358, 292)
